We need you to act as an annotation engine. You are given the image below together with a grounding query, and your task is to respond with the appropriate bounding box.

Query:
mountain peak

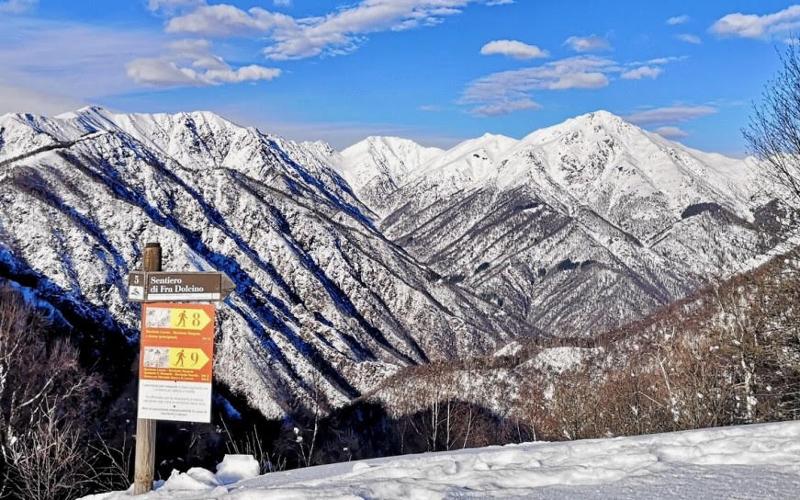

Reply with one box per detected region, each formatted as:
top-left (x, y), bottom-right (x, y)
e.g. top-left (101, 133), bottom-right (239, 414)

top-left (74, 104), bottom-right (111, 115)
top-left (175, 110), bottom-right (240, 127)
top-left (560, 109), bottom-right (630, 129)
top-left (575, 109), bottom-right (626, 123)
top-left (55, 105), bottom-right (112, 118)
top-left (359, 135), bottom-right (426, 150)
top-left (341, 135), bottom-right (444, 163)
top-left (300, 139), bottom-right (336, 155)
top-left (519, 109), bottom-right (639, 147)
top-left (336, 136), bottom-right (445, 208)
top-left (54, 105), bottom-right (118, 133)
top-left (477, 131), bottom-right (515, 140)
top-left (549, 110), bottom-right (632, 131)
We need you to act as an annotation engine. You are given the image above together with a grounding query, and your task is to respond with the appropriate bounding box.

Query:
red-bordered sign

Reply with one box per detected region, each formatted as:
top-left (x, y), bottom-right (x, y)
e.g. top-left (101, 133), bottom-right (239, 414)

top-left (137, 303), bottom-right (216, 423)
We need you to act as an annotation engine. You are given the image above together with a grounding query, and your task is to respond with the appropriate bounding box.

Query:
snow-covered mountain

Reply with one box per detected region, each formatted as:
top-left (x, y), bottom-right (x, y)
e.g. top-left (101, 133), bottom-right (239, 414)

top-left (335, 136), bottom-right (444, 216)
top-left (0, 107), bottom-right (533, 419)
top-left (0, 106), bottom-right (789, 418)
top-left (340, 111), bottom-right (787, 336)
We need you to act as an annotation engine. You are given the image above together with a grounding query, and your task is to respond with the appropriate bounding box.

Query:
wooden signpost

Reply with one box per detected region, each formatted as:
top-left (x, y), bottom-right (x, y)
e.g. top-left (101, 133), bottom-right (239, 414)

top-left (131, 243), bottom-right (233, 495)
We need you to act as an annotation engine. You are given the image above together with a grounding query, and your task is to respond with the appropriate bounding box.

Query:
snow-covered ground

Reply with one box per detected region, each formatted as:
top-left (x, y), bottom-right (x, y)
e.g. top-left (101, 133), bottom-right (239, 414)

top-left (85, 421), bottom-right (800, 499)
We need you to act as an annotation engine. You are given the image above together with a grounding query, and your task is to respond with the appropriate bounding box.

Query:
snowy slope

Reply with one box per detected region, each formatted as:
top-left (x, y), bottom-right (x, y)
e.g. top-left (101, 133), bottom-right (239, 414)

top-left (0, 106), bottom-right (789, 417)
top-left (350, 111), bottom-right (786, 336)
top-left (499, 111), bottom-right (756, 238)
top-left (335, 136), bottom-right (444, 216)
top-left (0, 107), bottom-right (533, 419)
top-left (84, 421), bottom-right (800, 499)
top-left (407, 132), bottom-right (518, 188)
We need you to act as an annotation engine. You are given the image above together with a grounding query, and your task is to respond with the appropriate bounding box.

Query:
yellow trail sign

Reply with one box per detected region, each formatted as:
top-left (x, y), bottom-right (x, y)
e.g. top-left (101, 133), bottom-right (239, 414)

top-left (168, 307), bottom-right (212, 331)
top-left (168, 348), bottom-right (210, 370)
top-left (139, 303), bottom-right (216, 423)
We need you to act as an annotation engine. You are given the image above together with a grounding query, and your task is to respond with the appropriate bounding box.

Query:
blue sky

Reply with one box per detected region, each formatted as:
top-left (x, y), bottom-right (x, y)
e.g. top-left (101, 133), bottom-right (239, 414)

top-left (0, 0), bottom-right (797, 154)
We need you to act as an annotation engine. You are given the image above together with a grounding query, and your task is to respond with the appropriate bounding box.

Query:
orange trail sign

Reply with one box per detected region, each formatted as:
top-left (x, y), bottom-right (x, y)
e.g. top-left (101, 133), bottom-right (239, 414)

top-left (138, 303), bottom-right (216, 423)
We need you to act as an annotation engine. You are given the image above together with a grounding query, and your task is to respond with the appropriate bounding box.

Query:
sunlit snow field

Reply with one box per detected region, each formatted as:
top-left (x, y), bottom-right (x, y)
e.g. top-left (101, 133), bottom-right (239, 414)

top-left (86, 421), bottom-right (800, 499)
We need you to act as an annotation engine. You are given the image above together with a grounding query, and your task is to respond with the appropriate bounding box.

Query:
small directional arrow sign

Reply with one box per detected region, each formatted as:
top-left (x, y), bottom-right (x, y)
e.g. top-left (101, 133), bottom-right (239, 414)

top-left (128, 271), bottom-right (235, 302)
top-left (168, 347), bottom-right (210, 370)
top-left (167, 307), bottom-right (213, 331)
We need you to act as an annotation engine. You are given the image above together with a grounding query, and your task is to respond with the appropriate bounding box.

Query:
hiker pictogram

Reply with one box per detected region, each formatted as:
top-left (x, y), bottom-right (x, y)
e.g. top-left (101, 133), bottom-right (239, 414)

top-left (167, 348), bottom-right (210, 370)
top-left (166, 307), bottom-right (212, 330)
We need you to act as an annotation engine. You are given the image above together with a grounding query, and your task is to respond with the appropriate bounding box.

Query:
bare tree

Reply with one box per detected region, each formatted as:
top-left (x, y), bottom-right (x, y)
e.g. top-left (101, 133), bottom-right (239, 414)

top-left (745, 40), bottom-right (800, 211)
top-left (286, 370), bottom-right (330, 468)
top-left (91, 433), bottom-right (134, 493)
top-left (0, 285), bottom-right (106, 499)
top-left (6, 405), bottom-right (92, 500)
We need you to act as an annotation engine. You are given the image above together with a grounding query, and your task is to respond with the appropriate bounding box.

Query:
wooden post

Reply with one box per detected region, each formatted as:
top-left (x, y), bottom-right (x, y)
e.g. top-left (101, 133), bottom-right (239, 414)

top-left (133, 242), bottom-right (161, 495)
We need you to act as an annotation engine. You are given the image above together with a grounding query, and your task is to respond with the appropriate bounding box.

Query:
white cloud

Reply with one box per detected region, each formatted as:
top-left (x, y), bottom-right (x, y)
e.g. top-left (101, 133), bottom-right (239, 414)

top-left (486, 0), bottom-right (514, 5)
top-left (127, 59), bottom-right (280, 87)
top-left (0, 19), bottom-right (277, 114)
top-left (564, 35), bottom-right (611, 52)
top-left (676, 33), bottom-right (702, 44)
top-left (274, 0), bottom-right (292, 6)
top-left (165, 1), bottom-right (506, 61)
top-left (206, 65), bottom-right (281, 83)
top-left (466, 56), bottom-right (613, 94)
top-left (480, 40), bottom-right (549, 59)
top-left (461, 53), bottom-right (682, 116)
top-left (126, 39), bottom-right (280, 87)
top-left (548, 71), bottom-right (608, 89)
top-left (666, 15), bottom-right (690, 26)
top-left (0, 19), bottom-right (164, 107)
top-left (711, 5), bottom-right (800, 39)
top-left (168, 38), bottom-right (212, 54)
top-left (0, 0), bottom-right (36, 14)
top-left (621, 66), bottom-right (663, 80)
top-left (463, 51), bottom-right (671, 117)
top-left (0, 15), bottom-right (265, 114)
top-left (625, 105), bottom-right (717, 126)
top-left (654, 126), bottom-right (688, 139)
top-left (263, 1), bottom-right (483, 60)
top-left (461, 56), bottom-right (615, 116)
top-left (640, 56), bottom-right (687, 65)
top-left (470, 98), bottom-right (540, 117)
top-left (126, 59), bottom-right (203, 87)
top-left (166, 4), bottom-right (296, 37)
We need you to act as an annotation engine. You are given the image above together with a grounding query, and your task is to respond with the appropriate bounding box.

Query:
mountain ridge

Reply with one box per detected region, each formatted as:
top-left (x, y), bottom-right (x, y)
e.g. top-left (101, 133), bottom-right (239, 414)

top-left (0, 106), bottom-right (788, 418)
top-left (339, 109), bottom-right (785, 336)
top-left (0, 106), bottom-right (536, 419)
